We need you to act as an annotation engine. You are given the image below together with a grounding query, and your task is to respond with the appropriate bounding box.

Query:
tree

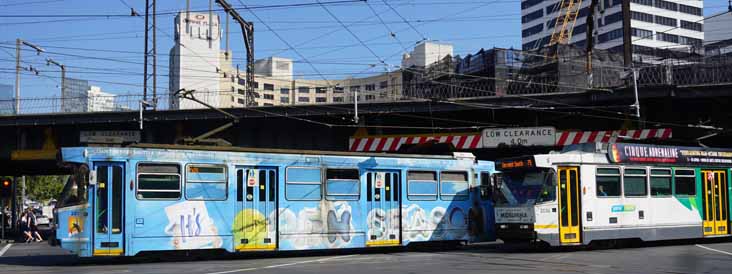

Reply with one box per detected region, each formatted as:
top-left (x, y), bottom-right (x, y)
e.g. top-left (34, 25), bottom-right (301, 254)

top-left (25, 176), bottom-right (66, 203)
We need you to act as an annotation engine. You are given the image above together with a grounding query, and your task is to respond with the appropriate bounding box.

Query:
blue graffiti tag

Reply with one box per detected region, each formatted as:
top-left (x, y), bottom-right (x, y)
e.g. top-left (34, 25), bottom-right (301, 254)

top-left (179, 207), bottom-right (202, 242)
top-left (327, 210), bottom-right (351, 243)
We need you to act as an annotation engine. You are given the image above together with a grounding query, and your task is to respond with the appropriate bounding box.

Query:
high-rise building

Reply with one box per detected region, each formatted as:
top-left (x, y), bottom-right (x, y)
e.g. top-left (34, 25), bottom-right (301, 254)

top-left (86, 86), bottom-right (118, 112)
top-left (169, 12), bottom-right (221, 110)
top-left (0, 84), bottom-right (13, 115)
top-left (62, 78), bottom-right (90, 113)
top-left (521, 0), bottom-right (704, 62)
top-left (704, 11), bottom-right (732, 58)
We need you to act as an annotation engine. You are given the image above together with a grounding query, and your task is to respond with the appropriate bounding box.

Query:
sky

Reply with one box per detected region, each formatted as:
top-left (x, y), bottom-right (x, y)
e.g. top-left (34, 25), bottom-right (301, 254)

top-left (1, 0), bottom-right (730, 104)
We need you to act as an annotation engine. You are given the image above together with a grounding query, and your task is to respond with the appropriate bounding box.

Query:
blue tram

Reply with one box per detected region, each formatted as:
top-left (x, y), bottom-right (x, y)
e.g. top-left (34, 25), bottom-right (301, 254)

top-left (53, 145), bottom-right (497, 257)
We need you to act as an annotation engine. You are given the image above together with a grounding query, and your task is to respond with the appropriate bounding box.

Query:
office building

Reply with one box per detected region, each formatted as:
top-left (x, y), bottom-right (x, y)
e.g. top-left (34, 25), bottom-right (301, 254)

top-left (402, 41), bottom-right (454, 68)
top-left (169, 12), bottom-right (222, 110)
top-left (0, 84), bottom-right (13, 115)
top-left (704, 11), bottom-right (732, 58)
top-left (521, 0), bottom-right (704, 62)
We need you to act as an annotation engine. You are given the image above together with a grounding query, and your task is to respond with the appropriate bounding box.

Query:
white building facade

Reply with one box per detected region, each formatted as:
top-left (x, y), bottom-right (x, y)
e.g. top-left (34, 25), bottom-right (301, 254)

top-left (402, 41), bottom-right (454, 68)
top-left (704, 11), bottom-right (732, 57)
top-left (521, 0), bottom-right (704, 62)
top-left (0, 84), bottom-right (13, 115)
top-left (169, 12), bottom-right (222, 110)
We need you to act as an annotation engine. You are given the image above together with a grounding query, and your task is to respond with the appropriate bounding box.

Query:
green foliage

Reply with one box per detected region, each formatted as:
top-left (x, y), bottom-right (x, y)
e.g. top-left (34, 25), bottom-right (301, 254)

top-left (26, 176), bottom-right (66, 203)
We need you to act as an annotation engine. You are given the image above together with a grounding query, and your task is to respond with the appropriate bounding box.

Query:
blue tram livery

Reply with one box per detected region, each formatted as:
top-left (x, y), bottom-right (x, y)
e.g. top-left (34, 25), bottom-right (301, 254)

top-left (53, 145), bottom-right (497, 257)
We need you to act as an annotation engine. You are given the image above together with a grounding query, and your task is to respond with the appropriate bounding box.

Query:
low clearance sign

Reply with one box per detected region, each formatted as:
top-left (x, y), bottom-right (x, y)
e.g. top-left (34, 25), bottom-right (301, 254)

top-left (482, 127), bottom-right (556, 148)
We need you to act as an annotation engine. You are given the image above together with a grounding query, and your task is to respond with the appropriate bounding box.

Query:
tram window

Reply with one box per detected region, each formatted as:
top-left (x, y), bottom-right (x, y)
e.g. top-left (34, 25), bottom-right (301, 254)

top-left (440, 171), bottom-right (469, 201)
top-left (407, 171), bottom-right (437, 200)
top-left (674, 169), bottom-right (696, 196)
top-left (137, 163), bottom-right (181, 200)
top-left (286, 167), bottom-right (322, 200)
top-left (650, 169), bottom-right (672, 196)
top-left (623, 168), bottom-right (648, 197)
top-left (596, 167), bottom-right (621, 197)
top-left (325, 169), bottom-right (360, 200)
top-left (185, 164), bottom-right (227, 200)
top-left (480, 173), bottom-right (492, 200)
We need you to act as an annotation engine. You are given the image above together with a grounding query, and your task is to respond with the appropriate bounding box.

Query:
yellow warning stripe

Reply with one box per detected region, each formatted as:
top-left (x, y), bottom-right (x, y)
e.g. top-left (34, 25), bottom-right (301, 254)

top-left (352, 132), bottom-right (480, 139)
top-left (366, 239), bottom-right (400, 247)
top-left (534, 224), bottom-right (558, 229)
top-left (236, 244), bottom-right (276, 251)
top-left (93, 249), bottom-right (124, 256)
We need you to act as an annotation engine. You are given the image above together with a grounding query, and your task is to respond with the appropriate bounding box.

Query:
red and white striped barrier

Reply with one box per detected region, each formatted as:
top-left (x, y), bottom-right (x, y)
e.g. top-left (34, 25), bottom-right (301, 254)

top-left (349, 134), bottom-right (481, 152)
top-left (555, 128), bottom-right (672, 146)
top-left (349, 128), bottom-right (672, 152)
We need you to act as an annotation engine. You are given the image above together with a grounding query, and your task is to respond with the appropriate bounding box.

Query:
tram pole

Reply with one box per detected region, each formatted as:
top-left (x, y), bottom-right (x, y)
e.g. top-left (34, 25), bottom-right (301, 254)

top-left (631, 66), bottom-right (641, 120)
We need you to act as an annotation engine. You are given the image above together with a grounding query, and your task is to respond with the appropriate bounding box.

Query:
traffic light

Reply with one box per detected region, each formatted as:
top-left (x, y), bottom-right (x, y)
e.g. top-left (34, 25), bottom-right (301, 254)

top-left (0, 177), bottom-right (12, 198)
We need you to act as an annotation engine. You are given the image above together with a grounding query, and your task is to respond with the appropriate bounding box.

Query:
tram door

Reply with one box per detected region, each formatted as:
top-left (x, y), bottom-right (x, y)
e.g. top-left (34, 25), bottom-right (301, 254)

top-left (365, 171), bottom-right (401, 246)
top-left (702, 170), bottom-right (729, 236)
top-left (92, 162), bottom-right (125, 256)
top-left (557, 166), bottom-right (581, 244)
top-left (236, 167), bottom-right (278, 251)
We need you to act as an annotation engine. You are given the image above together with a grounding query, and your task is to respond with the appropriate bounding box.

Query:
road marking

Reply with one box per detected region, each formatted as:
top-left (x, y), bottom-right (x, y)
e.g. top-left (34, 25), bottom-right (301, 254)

top-left (696, 244), bottom-right (732, 256)
top-left (0, 244), bottom-right (12, 257)
top-left (207, 254), bottom-right (357, 274)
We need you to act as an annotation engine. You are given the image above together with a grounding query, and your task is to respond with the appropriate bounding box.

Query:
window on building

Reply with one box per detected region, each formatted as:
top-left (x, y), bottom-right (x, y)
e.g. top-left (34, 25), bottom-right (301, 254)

top-left (546, 3), bottom-right (560, 14)
top-left (573, 24), bottom-right (587, 35)
top-left (631, 11), bottom-right (654, 23)
top-left (407, 171), bottom-right (437, 200)
top-left (263, 94), bottom-right (274, 100)
top-left (365, 95), bottom-right (376, 101)
top-left (379, 81), bottom-right (388, 89)
top-left (137, 164), bottom-right (181, 200)
top-left (522, 9), bottom-right (543, 24)
top-left (523, 24), bottom-right (544, 38)
top-left (280, 97), bottom-right (289, 103)
top-left (252, 82), bottom-right (259, 89)
top-left (650, 169), bottom-right (672, 196)
top-left (680, 20), bottom-right (703, 32)
top-left (315, 87), bottom-right (327, 93)
top-left (679, 4), bottom-right (702, 16)
top-left (655, 15), bottom-right (677, 27)
top-left (334, 86), bottom-right (344, 93)
top-left (238, 78), bottom-right (246, 86)
top-left (440, 171), bottom-right (469, 200)
top-left (298, 87), bottom-right (310, 93)
top-left (325, 169), bottom-right (359, 200)
top-left (657, 32), bottom-right (679, 43)
top-left (631, 0), bottom-right (653, 7)
top-left (237, 98), bottom-right (245, 105)
top-left (364, 84), bottom-right (375, 91)
top-left (546, 17), bottom-right (558, 29)
top-left (296, 97), bottom-right (309, 103)
top-left (604, 11), bottom-right (623, 26)
top-left (237, 88), bottom-right (245, 95)
top-left (598, 28), bottom-right (624, 43)
top-left (349, 85), bottom-right (360, 92)
top-left (333, 97), bottom-right (344, 102)
top-left (674, 169), bottom-right (696, 196)
top-left (263, 83), bottom-right (274, 91)
top-left (185, 165), bottom-right (227, 200)
top-left (631, 28), bottom-right (654, 39)
top-left (596, 167), bottom-right (621, 197)
top-left (578, 7), bottom-right (589, 17)
top-left (263, 103), bottom-right (273, 106)
top-left (286, 167), bottom-right (321, 200)
top-left (624, 168), bottom-right (648, 197)
top-left (280, 88), bottom-right (290, 95)
top-left (316, 97), bottom-right (326, 103)
top-left (679, 36), bottom-right (702, 47)
top-left (655, 0), bottom-right (678, 11)
top-left (521, 0), bottom-right (542, 10)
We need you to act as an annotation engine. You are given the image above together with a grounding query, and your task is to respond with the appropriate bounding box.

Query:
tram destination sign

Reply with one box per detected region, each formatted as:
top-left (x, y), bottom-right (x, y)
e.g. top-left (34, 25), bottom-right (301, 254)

top-left (608, 143), bottom-right (732, 166)
top-left (482, 127), bottom-right (556, 148)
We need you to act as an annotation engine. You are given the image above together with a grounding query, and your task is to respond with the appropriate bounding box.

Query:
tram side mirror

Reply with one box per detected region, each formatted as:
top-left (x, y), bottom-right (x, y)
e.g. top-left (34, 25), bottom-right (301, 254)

top-left (89, 170), bottom-right (97, 186)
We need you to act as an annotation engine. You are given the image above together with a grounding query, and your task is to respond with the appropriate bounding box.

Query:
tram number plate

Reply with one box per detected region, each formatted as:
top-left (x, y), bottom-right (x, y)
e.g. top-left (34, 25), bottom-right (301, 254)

top-left (565, 233), bottom-right (577, 239)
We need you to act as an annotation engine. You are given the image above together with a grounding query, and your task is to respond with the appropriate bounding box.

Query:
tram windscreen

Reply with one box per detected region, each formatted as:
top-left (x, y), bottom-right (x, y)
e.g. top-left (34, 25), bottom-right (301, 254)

top-left (57, 164), bottom-right (89, 208)
top-left (495, 169), bottom-right (555, 206)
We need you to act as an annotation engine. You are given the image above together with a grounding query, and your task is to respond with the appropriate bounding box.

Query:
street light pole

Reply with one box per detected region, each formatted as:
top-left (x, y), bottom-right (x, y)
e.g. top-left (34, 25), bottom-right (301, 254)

top-left (46, 58), bottom-right (65, 112)
top-left (14, 39), bottom-right (45, 115)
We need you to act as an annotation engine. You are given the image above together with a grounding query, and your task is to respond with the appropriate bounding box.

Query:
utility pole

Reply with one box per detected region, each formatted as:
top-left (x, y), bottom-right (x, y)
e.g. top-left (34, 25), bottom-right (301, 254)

top-left (143, 0), bottom-right (157, 109)
top-left (631, 66), bottom-right (641, 119)
top-left (216, 0), bottom-right (256, 107)
top-left (46, 58), bottom-right (65, 112)
top-left (15, 39), bottom-right (44, 115)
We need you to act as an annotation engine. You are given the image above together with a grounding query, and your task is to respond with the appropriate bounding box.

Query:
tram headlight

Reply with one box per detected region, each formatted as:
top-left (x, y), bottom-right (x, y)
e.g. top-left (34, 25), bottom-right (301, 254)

top-left (519, 225), bottom-right (529, 229)
top-left (499, 224), bottom-right (508, 229)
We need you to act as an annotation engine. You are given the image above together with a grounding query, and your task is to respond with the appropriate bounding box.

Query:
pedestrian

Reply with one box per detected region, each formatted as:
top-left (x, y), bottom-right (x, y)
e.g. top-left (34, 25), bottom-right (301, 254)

top-left (27, 208), bottom-right (43, 242)
top-left (19, 209), bottom-right (33, 243)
